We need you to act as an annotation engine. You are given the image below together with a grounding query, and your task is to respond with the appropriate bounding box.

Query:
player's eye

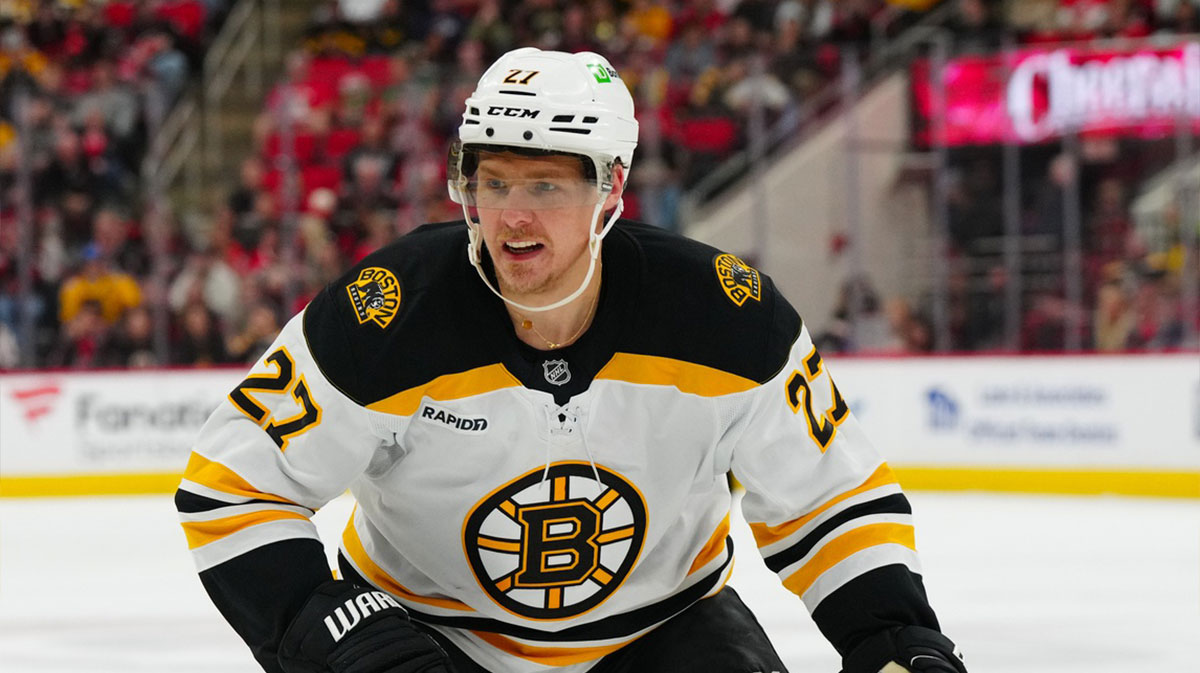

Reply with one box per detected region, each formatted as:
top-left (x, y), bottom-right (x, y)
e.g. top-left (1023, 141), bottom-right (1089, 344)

top-left (532, 181), bottom-right (558, 193)
top-left (483, 178), bottom-right (508, 192)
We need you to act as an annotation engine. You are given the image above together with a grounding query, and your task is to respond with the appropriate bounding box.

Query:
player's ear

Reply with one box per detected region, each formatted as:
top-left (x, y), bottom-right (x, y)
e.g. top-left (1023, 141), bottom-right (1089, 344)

top-left (602, 162), bottom-right (626, 213)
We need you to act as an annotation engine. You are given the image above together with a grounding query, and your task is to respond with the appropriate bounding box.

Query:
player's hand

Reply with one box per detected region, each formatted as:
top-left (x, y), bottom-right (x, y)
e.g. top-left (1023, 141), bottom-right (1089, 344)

top-left (841, 625), bottom-right (966, 673)
top-left (278, 580), bottom-right (452, 673)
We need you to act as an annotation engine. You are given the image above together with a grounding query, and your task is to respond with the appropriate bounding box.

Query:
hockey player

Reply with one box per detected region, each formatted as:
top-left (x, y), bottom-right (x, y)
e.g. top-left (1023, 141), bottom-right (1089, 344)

top-left (176, 48), bottom-right (968, 673)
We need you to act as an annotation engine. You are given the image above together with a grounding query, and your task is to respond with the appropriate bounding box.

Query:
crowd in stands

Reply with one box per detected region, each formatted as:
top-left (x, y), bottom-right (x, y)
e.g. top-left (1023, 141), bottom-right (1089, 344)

top-left (1, 0), bottom-right (1198, 370)
top-left (0, 0), bottom-right (230, 368)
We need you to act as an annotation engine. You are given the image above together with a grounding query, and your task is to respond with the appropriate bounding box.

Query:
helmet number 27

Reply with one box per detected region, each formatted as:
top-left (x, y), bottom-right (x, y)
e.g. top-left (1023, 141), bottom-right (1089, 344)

top-left (502, 69), bottom-right (540, 85)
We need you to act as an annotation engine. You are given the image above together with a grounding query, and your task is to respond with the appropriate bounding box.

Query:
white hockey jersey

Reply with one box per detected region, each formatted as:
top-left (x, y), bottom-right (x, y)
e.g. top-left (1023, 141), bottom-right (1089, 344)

top-left (177, 220), bottom-right (925, 673)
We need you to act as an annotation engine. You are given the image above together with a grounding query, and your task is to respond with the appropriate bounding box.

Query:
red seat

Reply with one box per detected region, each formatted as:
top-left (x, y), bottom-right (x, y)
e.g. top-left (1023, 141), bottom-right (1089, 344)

top-left (301, 164), bottom-right (343, 195)
top-left (325, 128), bottom-right (362, 160)
top-left (678, 117), bottom-right (738, 154)
top-left (306, 57), bottom-right (354, 87)
top-left (263, 132), bottom-right (319, 165)
top-left (360, 55), bottom-right (392, 89)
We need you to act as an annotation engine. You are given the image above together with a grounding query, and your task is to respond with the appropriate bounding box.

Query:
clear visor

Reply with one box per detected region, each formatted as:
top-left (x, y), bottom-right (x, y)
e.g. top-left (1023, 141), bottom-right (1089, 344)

top-left (459, 175), bottom-right (602, 211)
top-left (448, 143), bottom-right (609, 212)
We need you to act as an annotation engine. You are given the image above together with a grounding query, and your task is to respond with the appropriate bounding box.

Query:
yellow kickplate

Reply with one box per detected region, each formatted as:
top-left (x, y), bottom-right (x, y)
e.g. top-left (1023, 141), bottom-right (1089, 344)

top-left (0, 472), bottom-right (183, 498)
top-left (891, 466), bottom-right (1200, 499)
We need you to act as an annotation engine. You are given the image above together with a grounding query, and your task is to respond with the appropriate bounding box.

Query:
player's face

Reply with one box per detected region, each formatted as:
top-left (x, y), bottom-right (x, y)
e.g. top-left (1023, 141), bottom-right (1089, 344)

top-left (473, 153), bottom-right (608, 301)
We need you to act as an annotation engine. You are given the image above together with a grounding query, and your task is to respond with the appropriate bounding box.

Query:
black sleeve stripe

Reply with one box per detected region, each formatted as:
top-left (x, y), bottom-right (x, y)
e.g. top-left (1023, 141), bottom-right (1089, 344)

top-left (810, 564), bottom-right (938, 657)
top-left (763, 493), bottom-right (912, 574)
top-left (174, 488), bottom-right (314, 515)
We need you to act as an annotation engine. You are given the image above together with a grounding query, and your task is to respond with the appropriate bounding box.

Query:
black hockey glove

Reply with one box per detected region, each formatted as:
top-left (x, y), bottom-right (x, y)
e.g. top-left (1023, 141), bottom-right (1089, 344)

top-left (278, 580), bottom-right (452, 673)
top-left (842, 625), bottom-right (966, 673)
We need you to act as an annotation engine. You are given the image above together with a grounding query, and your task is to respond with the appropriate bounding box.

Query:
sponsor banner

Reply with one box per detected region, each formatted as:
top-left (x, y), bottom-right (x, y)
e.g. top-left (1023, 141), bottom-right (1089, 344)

top-left (1, 355), bottom-right (1197, 493)
top-left (0, 369), bottom-right (241, 475)
top-left (912, 41), bottom-right (1200, 145)
top-left (830, 353), bottom-right (1200, 468)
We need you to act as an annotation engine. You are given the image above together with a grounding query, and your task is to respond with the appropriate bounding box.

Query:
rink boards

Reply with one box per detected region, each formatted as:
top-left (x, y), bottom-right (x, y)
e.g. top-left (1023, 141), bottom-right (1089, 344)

top-left (1, 353), bottom-right (1198, 497)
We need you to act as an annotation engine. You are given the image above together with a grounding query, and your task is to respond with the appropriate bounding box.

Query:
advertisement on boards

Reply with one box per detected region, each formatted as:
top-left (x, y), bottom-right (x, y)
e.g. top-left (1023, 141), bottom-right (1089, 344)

top-left (0, 369), bottom-right (241, 476)
top-left (829, 353), bottom-right (1200, 468)
top-left (912, 41), bottom-right (1200, 145)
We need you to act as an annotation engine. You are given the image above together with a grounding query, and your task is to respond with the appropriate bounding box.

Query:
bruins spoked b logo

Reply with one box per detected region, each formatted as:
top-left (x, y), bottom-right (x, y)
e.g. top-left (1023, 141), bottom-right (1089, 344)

top-left (463, 462), bottom-right (647, 620)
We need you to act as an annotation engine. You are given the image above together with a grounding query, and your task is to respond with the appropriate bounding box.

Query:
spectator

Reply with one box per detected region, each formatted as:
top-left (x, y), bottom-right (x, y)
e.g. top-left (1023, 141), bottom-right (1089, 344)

top-left (228, 156), bottom-right (266, 218)
top-left (91, 205), bottom-right (148, 276)
top-left (71, 59), bottom-right (140, 159)
top-left (100, 304), bottom-right (159, 367)
top-left (173, 301), bottom-right (230, 365)
top-left (226, 301), bottom-right (282, 363)
top-left (948, 0), bottom-right (1006, 53)
top-left (0, 320), bottom-right (18, 369)
top-left (58, 242), bottom-right (142, 327)
top-left (169, 245), bottom-right (242, 327)
top-left (48, 298), bottom-right (110, 368)
top-left (1093, 280), bottom-right (1134, 351)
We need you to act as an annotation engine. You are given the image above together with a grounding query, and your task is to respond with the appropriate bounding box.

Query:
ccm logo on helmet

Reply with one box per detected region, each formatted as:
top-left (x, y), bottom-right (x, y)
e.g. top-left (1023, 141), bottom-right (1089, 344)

top-left (487, 106), bottom-right (539, 119)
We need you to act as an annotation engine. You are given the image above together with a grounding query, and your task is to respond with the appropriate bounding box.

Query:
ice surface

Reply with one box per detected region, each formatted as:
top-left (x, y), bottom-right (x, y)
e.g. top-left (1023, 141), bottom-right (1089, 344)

top-left (1, 491), bottom-right (1196, 672)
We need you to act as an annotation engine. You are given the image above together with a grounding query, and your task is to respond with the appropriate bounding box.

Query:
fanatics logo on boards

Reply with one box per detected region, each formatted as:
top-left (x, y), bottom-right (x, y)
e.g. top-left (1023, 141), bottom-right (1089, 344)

top-left (543, 359), bottom-right (571, 386)
top-left (713, 253), bottom-right (761, 307)
top-left (346, 267), bottom-right (400, 329)
top-left (10, 383), bottom-right (61, 425)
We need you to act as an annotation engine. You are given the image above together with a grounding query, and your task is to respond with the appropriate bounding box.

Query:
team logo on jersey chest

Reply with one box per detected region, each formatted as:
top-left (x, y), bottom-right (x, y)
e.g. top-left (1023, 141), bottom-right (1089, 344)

top-left (463, 461), bottom-right (647, 620)
top-left (346, 267), bottom-right (400, 329)
top-left (714, 253), bottom-right (761, 307)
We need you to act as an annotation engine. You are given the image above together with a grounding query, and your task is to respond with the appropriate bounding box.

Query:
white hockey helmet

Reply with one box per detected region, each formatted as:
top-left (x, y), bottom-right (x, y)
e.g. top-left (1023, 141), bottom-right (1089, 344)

top-left (448, 48), bottom-right (639, 313)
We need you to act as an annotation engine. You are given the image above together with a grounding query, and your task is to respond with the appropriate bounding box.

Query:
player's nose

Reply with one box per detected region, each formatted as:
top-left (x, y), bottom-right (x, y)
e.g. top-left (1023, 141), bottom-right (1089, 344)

top-left (499, 207), bottom-right (535, 228)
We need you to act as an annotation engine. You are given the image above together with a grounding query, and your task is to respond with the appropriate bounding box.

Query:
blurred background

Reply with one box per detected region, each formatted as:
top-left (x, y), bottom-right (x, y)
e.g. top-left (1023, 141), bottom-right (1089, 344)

top-left (0, 0), bottom-right (1197, 671)
top-left (0, 0), bottom-right (1195, 368)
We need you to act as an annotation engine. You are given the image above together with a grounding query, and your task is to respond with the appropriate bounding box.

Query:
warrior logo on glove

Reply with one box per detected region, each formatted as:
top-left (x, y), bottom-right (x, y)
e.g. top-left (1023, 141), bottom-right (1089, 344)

top-left (463, 462), bottom-right (647, 620)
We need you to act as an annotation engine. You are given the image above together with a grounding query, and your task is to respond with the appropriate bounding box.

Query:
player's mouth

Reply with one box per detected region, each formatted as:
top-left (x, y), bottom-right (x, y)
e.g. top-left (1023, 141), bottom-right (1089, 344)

top-left (502, 240), bottom-right (544, 258)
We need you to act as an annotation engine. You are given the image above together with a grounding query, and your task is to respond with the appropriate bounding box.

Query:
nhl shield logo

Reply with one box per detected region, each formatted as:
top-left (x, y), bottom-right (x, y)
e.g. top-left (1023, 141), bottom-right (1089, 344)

top-left (543, 359), bottom-right (571, 386)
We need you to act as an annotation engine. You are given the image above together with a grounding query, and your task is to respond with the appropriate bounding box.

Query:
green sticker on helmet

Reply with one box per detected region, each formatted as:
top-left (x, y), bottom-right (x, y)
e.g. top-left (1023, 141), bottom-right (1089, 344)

top-left (587, 63), bottom-right (611, 83)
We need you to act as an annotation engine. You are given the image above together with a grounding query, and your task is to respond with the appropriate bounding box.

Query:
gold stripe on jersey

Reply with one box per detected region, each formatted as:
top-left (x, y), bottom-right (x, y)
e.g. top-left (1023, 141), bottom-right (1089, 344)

top-left (181, 509), bottom-right (311, 549)
top-left (595, 353), bottom-right (759, 396)
top-left (688, 513), bottom-right (731, 575)
top-left (780, 522), bottom-right (916, 597)
top-left (366, 364), bottom-right (522, 417)
top-left (182, 453), bottom-right (298, 505)
top-left (341, 513), bottom-right (474, 612)
top-left (468, 629), bottom-right (635, 667)
top-left (749, 462), bottom-right (897, 548)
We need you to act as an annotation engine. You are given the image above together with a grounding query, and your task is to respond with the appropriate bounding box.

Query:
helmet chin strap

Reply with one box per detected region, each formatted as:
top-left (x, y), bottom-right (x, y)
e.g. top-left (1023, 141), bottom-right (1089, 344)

top-left (465, 196), bottom-right (623, 313)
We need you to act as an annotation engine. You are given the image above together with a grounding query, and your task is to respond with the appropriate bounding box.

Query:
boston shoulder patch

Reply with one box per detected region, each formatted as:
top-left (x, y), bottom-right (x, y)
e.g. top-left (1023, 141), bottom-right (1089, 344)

top-left (713, 253), bottom-right (761, 307)
top-left (346, 267), bottom-right (400, 329)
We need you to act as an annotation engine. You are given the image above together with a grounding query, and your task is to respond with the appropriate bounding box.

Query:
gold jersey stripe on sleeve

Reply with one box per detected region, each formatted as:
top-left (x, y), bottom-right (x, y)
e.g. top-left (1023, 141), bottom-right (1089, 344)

top-left (749, 462), bottom-right (897, 548)
top-left (468, 629), bottom-right (635, 667)
top-left (341, 513), bottom-right (474, 612)
top-left (595, 353), bottom-right (759, 397)
top-left (182, 453), bottom-right (298, 505)
top-left (181, 509), bottom-right (311, 549)
top-left (366, 364), bottom-right (523, 416)
top-left (687, 513), bottom-right (731, 575)
top-left (780, 522), bottom-right (916, 597)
